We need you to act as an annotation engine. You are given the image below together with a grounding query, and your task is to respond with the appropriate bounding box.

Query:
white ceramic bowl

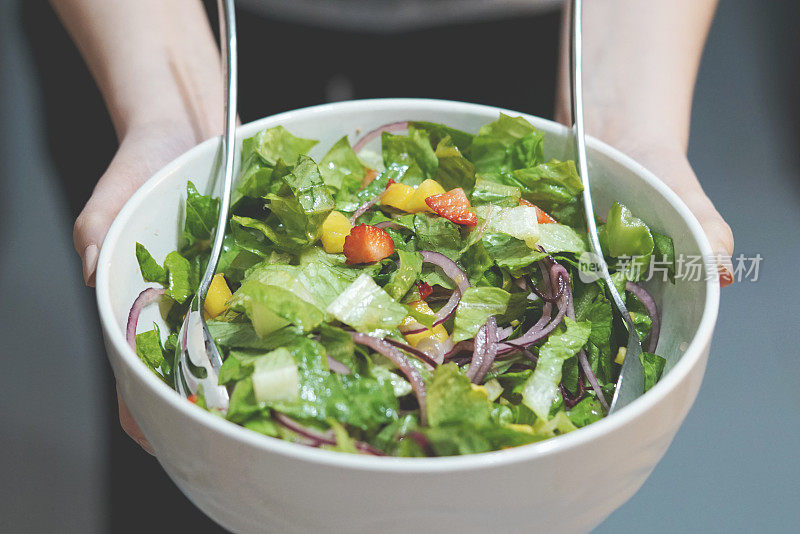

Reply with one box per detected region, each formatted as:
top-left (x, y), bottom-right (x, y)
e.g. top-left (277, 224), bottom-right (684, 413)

top-left (96, 99), bottom-right (719, 534)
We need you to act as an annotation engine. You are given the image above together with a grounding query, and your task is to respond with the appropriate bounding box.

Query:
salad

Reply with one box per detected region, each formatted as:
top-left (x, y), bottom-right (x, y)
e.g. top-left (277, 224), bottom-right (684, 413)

top-left (129, 114), bottom-right (673, 457)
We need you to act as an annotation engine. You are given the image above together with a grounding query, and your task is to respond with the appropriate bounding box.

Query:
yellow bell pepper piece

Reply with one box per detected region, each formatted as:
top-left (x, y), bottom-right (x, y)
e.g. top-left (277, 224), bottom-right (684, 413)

top-left (406, 179), bottom-right (446, 213)
top-left (614, 346), bottom-right (627, 365)
top-left (401, 299), bottom-right (449, 347)
top-left (381, 182), bottom-right (415, 212)
top-left (204, 273), bottom-right (232, 319)
top-left (471, 383), bottom-right (489, 397)
top-left (320, 210), bottom-right (352, 253)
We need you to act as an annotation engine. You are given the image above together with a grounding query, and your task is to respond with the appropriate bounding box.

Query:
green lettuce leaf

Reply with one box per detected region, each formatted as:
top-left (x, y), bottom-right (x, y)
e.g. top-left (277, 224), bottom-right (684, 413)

top-left (599, 202), bottom-right (654, 271)
top-left (319, 135), bottom-right (366, 196)
top-left (413, 213), bottom-right (462, 260)
top-left (639, 352), bottom-right (666, 392)
top-left (135, 326), bottom-right (170, 381)
top-left (266, 155), bottom-right (335, 243)
top-left (567, 396), bottom-right (605, 427)
top-left (135, 243), bottom-right (167, 284)
top-left (239, 283), bottom-right (325, 336)
top-left (423, 364), bottom-right (541, 455)
top-left (163, 251), bottom-right (193, 305)
top-left (510, 160), bottom-right (583, 207)
top-left (538, 223), bottom-right (587, 255)
top-left (470, 177), bottom-right (521, 207)
top-left (326, 273), bottom-right (408, 335)
top-left (482, 233), bottom-right (547, 275)
top-left (241, 125), bottom-right (318, 167)
top-left (381, 127), bottom-right (438, 180)
top-left (433, 136), bottom-right (476, 193)
top-left (452, 287), bottom-right (510, 343)
top-left (384, 250), bottom-right (423, 300)
top-left (207, 321), bottom-right (302, 352)
top-left (522, 318), bottom-right (591, 420)
top-left (469, 114), bottom-right (541, 173)
top-left (652, 231), bottom-right (676, 282)
top-left (408, 121), bottom-right (474, 152)
top-left (183, 181), bottom-right (220, 252)
top-left (427, 363), bottom-right (493, 427)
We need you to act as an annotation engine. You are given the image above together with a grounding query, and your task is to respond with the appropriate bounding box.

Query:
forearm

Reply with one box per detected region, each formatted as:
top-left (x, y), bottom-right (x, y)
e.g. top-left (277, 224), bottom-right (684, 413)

top-left (50, 0), bottom-right (223, 142)
top-left (556, 0), bottom-right (717, 152)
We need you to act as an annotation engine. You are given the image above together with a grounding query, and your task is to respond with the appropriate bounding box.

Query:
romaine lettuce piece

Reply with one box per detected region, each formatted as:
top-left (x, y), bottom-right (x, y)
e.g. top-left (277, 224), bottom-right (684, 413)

top-left (319, 135), bottom-right (366, 194)
top-left (135, 326), bottom-right (170, 381)
top-left (470, 177), bottom-right (521, 207)
top-left (384, 249), bottom-right (423, 301)
top-left (599, 201), bottom-right (654, 262)
top-left (510, 159), bottom-right (583, 207)
top-left (538, 223), bottom-right (587, 255)
top-left (252, 348), bottom-right (300, 403)
top-left (182, 181), bottom-right (220, 253)
top-left (413, 213), bottom-right (462, 261)
top-left (241, 125), bottom-right (318, 167)
top-left (469, 114), bottom-right (540, 173)
top-left (326, 274), bottom-right (408, 335)
top-left (163, 251), bottom-right (193, 305)
top-left (639, 352), bottom-right (666, 392)
top-left (481, 233), bottom-right (547, 275)
top-left (381, 127), bottom-right (438, 179)
top-left (266, 156), bottom-right (335, 244)
top-left (239, 283), bottom-right (325, 336)
top-left (135, 243), bottom-right (167, 284)
top-left (433, 137), bottom-right (476, 193)
top-left (476, 204), bottom-right (540, 245)
top-left (408, 121), bottom-right (474, 152)
top-left (522, 318), bottom-right (591, 420)
top-left (452, 287), bottom-right (510, 343)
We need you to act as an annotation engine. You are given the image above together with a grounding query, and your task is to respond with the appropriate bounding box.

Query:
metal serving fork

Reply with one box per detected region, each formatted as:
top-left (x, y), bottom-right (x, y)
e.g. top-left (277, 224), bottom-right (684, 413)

top-left (570, 0), bottom-right (644, 412)
top-left (174, 0), bottom-right (238, 412)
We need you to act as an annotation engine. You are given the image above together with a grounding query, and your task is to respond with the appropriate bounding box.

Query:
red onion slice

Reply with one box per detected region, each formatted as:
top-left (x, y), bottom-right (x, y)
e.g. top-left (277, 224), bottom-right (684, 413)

top-left (350, 332), bottom-right (428, 425)
top-left (327, 356), bottom-right (351, 374)
top-left (352, 121), bottom-right (409, 154)
top-left (625, 281), bottom-right (661, 353)
top-left (384, 338), bottom-right (439, 368)
top-left (274, 413), bottom-right (385, 455)
top-left (373, 221), bottom-right (404, 231)
top-left (349, 194), bottom-right (382, 224)
top-left (466, 317), bottom-right (498, 384)
top-left (494, 262), bottom-right (570, 354)
top-left (400, 251), bottom-right (471, 335)
top-left (578, 349), bottom-right (609, 411)
top-left (126, 287), bottom-right (166, 349)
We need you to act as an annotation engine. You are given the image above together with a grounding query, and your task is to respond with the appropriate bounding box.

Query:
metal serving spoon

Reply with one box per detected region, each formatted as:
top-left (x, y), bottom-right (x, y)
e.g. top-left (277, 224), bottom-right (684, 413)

top-left (570, 0), bottom-right (644, 413)
top-left (175, 0), bottom-right (238, 411)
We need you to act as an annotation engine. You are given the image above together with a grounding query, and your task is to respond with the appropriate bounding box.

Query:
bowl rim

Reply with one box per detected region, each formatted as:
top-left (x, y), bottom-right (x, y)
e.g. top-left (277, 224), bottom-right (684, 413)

top-left (96, 98), bottom-right (719, 473)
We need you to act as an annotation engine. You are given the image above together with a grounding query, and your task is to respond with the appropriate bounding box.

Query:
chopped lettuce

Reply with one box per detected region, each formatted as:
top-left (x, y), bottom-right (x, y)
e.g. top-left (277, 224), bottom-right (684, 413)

top-left (326, 274), bottom-right (408, 335)
top-left (381, 127), bottom-right (438, 180)
top-left (132, 115), bottom-right (673, 457)
top-left (522, 318), bottom-right (592, 420)
top-left (452, 287), bottom-right (510, 342)
top-left (319, 135), bottom-right (366, 195)
top-left (135, 243), bottom-right (167, 284)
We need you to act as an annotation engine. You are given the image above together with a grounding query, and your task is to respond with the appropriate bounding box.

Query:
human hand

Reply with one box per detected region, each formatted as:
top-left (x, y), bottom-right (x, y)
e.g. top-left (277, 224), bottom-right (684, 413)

top-left (554, 110), bottom-right (734, 286)
top-left (74, 123), bottom-right (203, 453)
top-left (606, 136), bottom-right (735, 285)
top-left (73, 122), bottom-right (199, 286)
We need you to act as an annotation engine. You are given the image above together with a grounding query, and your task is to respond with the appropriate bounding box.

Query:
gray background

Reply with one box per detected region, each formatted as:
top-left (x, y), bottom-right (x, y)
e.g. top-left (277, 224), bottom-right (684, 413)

top-left (1, 0), bottom-right (797, 532)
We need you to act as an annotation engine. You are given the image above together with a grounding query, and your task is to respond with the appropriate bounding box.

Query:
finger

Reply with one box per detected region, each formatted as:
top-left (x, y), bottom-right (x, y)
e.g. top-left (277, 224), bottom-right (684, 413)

top-left (117, 388), bottom-right (154, 455)
top-left (678, 189), bottom-right (735, 286)
top-left (74, 142), bottom-right (146, 286)
top-left (74, 130), bottom-right (185, 286)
